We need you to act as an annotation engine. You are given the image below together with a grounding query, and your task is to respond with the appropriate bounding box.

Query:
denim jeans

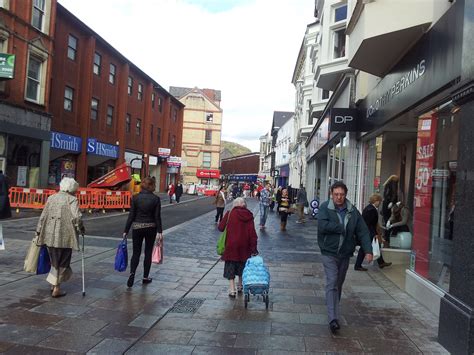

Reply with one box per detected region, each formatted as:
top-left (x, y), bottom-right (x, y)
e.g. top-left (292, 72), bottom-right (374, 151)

top-left (259, 204), bottom-right (269, 226)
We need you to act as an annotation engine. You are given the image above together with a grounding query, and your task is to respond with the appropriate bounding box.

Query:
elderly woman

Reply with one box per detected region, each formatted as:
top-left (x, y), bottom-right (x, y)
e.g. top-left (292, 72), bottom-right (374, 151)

top-left (123, 177), bottom-right (163, 288)
top-left (35, 177), bottom-right (84, 298)
top-left (218, 197), bottom-right (258, 297)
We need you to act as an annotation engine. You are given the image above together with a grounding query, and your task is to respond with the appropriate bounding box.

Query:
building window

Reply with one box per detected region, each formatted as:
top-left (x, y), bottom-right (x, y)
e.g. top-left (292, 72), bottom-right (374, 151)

top-left (106, 105), bottom-right (114, 126)
top-left (151, 93), bottom-right (155, 108)
top-left (93, 52), bottom-right (101, 75)
top-left (150, 124), bottom-right (154, 142)
top-left (334, 4), bottom-right (348, 22)
top-left (109, 63), bottom-right (116, 84)
top-left (203, 152), bottom-right (211, 168)
top-left (333, 28), bottom-right (346, 59)
top-left (157, 127), bottom-right (161, 144)
top-left (206, 113), bottom-right (213, 122)
top-left (158, 97), bottom-right (163, 112)
top-left (171, 135), bottom-right (176, 148)
top-left (322, 90), bottom-right (330, 100)
top-left (32, 0), bottom-right (45, 31)
top-left (172, 109), bottom-right (177, 122)
top-left (127, 76), bottom-right (133, 95)
top-left (307, 100), bottom-right (313, 126)
top-left (90, 98), bottom-right (99, 120)
top-left (125, 114), bottom-right (131, 133)
top-left (138, 83), bottom-right (143, 100)
top-left (136, 118), bottom-right (141, 136)
top-left (26, 56), bottom-right (42, 102)
top-left (205, 130), bottom-right (212, 145)
top-left (64, 86), bottom-right (74, 111)
top-left (67, 34), bottom-right (77, 60)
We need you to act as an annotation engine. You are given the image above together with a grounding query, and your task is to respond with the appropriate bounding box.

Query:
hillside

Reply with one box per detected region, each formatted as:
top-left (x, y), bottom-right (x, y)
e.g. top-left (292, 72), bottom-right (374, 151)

top-left (220, 140), bottom-right (252, 158)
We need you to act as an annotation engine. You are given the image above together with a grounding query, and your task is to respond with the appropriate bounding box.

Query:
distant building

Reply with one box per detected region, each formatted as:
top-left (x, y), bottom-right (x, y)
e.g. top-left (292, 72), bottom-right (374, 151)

top-left (170, 86), bottom-right (222, 186)
top-left (221, 152), bottom-right (259, 184)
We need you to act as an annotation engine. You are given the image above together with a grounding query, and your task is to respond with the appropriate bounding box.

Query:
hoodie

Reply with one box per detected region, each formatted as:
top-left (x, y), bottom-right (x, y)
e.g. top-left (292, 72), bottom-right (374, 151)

top-left (218, 206), bottom-right (258, 262)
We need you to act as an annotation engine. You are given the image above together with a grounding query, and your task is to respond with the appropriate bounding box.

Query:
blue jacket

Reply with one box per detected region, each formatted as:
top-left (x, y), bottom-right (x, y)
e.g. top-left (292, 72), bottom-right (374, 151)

top-left (317, 198), bottom-right (372, 258)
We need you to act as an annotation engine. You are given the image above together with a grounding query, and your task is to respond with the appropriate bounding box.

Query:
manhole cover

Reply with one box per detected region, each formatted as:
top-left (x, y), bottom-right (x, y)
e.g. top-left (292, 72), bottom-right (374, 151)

top-left (169, 298), bottom-right (205, 313)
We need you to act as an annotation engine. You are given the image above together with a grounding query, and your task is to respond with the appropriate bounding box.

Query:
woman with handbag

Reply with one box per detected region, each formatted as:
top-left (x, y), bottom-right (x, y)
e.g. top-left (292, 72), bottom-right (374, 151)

top-left (35, 177), bottom-right (85, 298)
top-left (123, 177), bottom-right (163, 287)
top-left (277, 188), bottom-right (290, 231)
top-left (218, 197), bottom-right (258, 298)
top-left (214, 186), bottom-right (226, 224)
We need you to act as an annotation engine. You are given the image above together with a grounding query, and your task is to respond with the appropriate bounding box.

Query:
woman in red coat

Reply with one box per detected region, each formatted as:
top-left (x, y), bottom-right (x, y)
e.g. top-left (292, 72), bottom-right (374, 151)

top-left (218, 197), bottom-right (258, 297)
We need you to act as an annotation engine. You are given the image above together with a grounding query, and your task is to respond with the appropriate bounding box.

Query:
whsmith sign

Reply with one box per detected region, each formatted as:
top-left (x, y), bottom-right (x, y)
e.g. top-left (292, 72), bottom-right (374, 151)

top-left (87, 138), bottom-right (119, 159)
top-left (358, 4), bottom-right (461, 132)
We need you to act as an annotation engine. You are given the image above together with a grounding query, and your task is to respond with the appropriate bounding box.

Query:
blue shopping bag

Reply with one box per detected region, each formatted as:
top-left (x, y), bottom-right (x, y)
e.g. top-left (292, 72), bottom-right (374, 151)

top-left (114, 240), bottom-right (128, 272)
top-left (36, 245), bottom-right (51, 275)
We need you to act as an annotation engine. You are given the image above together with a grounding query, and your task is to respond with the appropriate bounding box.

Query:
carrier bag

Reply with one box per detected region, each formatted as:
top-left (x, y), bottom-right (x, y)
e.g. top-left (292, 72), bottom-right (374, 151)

top-left (36, 245), bottom-right (51, 275)
top-left (24, 236), bottom-right (41, 273)
top-left (114, 239), bottom-right (128, 272)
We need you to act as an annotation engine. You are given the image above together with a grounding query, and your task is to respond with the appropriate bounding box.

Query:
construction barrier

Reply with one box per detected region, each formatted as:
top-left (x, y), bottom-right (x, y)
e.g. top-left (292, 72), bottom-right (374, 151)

top-left (8, 187), bottom-right (131, 213)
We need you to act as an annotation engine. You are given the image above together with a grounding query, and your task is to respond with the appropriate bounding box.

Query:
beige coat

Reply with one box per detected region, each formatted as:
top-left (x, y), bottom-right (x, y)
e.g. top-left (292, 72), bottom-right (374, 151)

top-left (36, 191), bottom-right (84, 250)
top-left (214, 191), bottom-right (226, 208)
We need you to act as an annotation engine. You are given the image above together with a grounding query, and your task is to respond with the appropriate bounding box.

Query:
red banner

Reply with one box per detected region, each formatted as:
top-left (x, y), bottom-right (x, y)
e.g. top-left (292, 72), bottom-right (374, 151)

top-left (196, 169), bottom-right (220, 179)
top-left (412, 115), bottom-right (438, 277)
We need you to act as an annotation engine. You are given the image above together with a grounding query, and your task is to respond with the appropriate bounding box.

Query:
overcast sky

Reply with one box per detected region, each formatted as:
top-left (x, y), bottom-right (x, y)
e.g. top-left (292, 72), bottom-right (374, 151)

top-left (58, 0), bottom-right (315, 152)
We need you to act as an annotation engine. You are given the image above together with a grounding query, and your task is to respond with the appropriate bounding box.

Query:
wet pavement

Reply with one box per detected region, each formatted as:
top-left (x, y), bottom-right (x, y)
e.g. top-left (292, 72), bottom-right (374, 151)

top-left (0, 198), bottom-right (448, 354)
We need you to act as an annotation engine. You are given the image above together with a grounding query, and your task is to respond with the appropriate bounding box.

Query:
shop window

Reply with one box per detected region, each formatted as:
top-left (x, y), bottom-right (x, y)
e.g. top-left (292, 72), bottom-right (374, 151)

top-left (127, 76), bottom-right (133, 95)
top-left (67, 34), bottom-right (77, 61)
top-left (136, 118), bottom-right (141, 136)
top-left (32, 0), bottom-right (45, 31)
top-left (90, 98), bottom-right (99, 120)
top-left (205, 130), bottom-right (212, 145)
top-left (64, 86), bottom-right (74, 112)
top-left (25, 56), bottom-right (42, 103)
top-left (138, 83), bottom-right (143, 101)
top-left (109, 63), bottom-right (116, 84)
top-left (151, 93), bottom-right (155, 108)
top-left (93, 52), bottom-right (101, 75)
top-left (158, 97), bottom-right (163, 112)
top-left (333, 28), bottom-right (346, 59)
top-left (125, 114), bottom-right (131, 133)
top-left (157, 127), bottom-right (161, 144)
top-left (203, 152), bottom-right (211, 168)
top-left (106, 105), bottom-right (114, 126)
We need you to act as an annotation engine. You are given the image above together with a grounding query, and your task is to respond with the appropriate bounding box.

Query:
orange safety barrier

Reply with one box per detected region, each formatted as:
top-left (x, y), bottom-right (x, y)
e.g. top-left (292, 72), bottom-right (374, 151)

top-left (9, 187), bottom-right (56, 212)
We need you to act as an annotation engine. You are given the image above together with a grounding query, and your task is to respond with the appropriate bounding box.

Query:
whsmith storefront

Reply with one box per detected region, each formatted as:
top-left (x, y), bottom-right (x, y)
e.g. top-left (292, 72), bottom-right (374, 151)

top-left (356, 1), bottom-right (474, 353)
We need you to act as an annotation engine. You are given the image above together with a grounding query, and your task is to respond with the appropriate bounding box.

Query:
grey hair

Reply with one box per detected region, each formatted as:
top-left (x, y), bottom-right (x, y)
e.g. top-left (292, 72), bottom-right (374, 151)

top-left (59, 177), bottom-right (79, 193)
top-left (232, 197), bottom-right (247, 208)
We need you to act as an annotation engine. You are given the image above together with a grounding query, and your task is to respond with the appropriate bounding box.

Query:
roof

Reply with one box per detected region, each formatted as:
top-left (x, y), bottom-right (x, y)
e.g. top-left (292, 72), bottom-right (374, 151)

top-left (272, 111), bottom-right (294, 131)
top-left (169, 86), bottom-right (222, 107)
top-left (221, 152), bottom-right (260, 162)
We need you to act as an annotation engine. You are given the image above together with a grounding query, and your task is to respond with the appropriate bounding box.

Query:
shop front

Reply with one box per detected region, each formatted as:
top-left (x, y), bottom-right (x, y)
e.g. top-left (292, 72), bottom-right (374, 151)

top-left (166, 156), bottom-right (181, 186)
top-left (196, 168), bottom-right (220, 186)
top-left (48, 131), bottom-right (82, 187)
top-left (86, 138), bottom-right (119, 184)
top-left (276, 164), bottom-right (289, 187)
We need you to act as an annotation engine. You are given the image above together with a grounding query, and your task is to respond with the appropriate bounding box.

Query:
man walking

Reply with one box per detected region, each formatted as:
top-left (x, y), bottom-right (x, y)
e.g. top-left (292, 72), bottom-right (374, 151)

top-left (258, 183), bottom-right (271, 230)
top-left (296, 185), bottom-right (308, 223)
top-left (318, 181), bottom-right (373, 334)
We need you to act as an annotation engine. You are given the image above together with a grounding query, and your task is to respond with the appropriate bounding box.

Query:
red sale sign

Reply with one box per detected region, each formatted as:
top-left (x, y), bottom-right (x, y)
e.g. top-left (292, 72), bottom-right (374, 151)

top-left (412, 115), bottom-right (438, 277)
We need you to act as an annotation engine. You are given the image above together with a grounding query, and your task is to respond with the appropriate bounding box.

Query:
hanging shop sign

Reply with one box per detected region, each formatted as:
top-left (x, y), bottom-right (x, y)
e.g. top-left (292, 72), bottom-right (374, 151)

top-left (158, 147), bottom-right (171, 158)
top-left (87, 138), bottom-right (119, 159)
top-left (196, 169), bottom-right (220, 179)
top-left (149, 155), bottom-right (158, 166)
top-left (167, 156), bottom-right (181, 167)
top-left (50, 131), bottom-right (82, 153)
top-left (329, 108), bottom-right (359, 132)
top-left (0, 53), bottom-right (15, 79)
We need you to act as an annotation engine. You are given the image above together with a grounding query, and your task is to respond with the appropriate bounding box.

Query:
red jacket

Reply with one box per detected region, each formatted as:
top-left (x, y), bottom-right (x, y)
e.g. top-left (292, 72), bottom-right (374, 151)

top-left (218, 207), bottom-right (258, 262)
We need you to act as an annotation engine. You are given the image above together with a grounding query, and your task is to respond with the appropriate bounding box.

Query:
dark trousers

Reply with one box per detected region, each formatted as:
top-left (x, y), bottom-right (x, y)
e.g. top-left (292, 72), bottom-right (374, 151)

top-left (176, 194), bottom-right (181, 203)
top-left (355, 237), bottom-right (385, 268)
top-left (215, 207), bottom-right (224, 222)
top-left (280, 211), bottom-right (288, 223)
top-left (130, 227), bottom-right (156, 278)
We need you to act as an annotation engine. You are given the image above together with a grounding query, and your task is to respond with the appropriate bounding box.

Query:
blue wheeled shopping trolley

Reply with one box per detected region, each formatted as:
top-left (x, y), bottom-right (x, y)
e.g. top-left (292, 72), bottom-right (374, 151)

top-left (242, 256), bottom-right (271, 309)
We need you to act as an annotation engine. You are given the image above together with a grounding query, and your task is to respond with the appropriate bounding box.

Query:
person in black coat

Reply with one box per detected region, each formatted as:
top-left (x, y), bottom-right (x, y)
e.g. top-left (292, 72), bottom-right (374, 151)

top-left (355, 193), bottom-right (391, 271)
top-left (123, 177), bottom-right (163, 287)
top-left (175, 182), bottom-right (183, 203)
top-left (0, 170), bottom-right (12, 219)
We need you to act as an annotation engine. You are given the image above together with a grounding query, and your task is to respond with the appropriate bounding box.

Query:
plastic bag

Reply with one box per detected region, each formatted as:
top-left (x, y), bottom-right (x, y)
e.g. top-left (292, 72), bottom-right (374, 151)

top-left (24, 236), bottom-right (41, 273)
top-left (114, 239), bottom-right (128, 272)
top-left (216, 229), bottom-right (227, 255)
top-left (372, 238), bottom-right (381, 260)
top-left (152, 241), bottom-right (163, 264)
top-left (36, 245), bottom-right (51, 275)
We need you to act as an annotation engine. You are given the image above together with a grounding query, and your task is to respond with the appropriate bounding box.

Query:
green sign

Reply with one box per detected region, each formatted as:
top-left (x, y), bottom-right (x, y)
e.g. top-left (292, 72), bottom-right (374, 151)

top-left (0, 54), bottom-right (15, 79)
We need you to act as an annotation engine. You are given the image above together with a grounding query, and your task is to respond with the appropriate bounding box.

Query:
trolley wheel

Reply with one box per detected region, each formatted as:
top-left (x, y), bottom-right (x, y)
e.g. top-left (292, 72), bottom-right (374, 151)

top-left (264, 294), bottom-right (269, 309)
top-left (244, 293), bottom-right (249, 309)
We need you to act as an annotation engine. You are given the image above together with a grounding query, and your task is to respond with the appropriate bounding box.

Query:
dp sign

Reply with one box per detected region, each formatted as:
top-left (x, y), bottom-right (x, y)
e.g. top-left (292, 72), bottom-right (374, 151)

top-left (329, 108), bottom-right (359, 132)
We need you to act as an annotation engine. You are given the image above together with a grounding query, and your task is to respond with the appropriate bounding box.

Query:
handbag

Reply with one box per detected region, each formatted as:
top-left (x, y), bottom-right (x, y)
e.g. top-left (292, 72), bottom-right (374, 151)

top-left (36, 245), bottom-right (51, 275)
top-left (372, 238), bottom-right (381, 260)
top-left (152, 240), bottom-right (163, 264)
top-left (24, 236), bottom-right (41, 273)
top-left (114, 239), bottom-right (128, 272)
top-left (217, 210), bottom-right (232, 255)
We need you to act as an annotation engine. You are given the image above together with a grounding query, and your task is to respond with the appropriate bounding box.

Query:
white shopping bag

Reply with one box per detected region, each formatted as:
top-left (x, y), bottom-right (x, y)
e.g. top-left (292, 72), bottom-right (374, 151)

top-left (0, 224), bottom-right (5, 250)
top-left (372, 238), bottom-right (380, 260)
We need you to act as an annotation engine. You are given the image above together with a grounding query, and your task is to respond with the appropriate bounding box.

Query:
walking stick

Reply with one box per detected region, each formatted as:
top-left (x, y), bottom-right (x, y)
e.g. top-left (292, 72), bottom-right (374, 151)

top-left (81, 233), bottom-right (85, 297)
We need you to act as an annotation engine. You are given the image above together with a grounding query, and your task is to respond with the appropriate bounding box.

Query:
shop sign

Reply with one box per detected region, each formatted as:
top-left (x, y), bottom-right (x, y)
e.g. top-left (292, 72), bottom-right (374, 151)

top-left (158, 147), bottom-right (171, 158)
top-left (124, 151), bottom-right (143, 169)
top-left (87, 138), bottom-right (119, 159)
top-left (0, 53), bottom-right (15, 79)
top-left (167, 156), bottom-right (181, 167)
top-left (17, 166), bottom-right (27, 186)
top-left (149, 155), bottom-right (158, 166)
top-left (329, 108), bottom-right (359, 132)
top-left (196, 169), bottom-right (220, 179)
top-left (228, 174), bottom-right (257, 182)
top-left (50, 131), bottom-right (82, 153)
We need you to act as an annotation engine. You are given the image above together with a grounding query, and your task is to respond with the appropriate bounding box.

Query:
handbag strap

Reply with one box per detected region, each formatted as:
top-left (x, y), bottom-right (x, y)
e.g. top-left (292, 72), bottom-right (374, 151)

top-left (223, 209), bottom-right (232, 233)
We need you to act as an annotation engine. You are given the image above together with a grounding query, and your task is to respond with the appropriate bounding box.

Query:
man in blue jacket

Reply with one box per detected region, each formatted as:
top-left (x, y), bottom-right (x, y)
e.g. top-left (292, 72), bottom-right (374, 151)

top-left (318, 181), bottom-right (373, 334)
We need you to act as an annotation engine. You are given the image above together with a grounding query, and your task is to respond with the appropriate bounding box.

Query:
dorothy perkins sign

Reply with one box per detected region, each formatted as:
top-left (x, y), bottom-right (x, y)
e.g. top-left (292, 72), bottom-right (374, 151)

top-left (0, 54), bottom-right (15, 79)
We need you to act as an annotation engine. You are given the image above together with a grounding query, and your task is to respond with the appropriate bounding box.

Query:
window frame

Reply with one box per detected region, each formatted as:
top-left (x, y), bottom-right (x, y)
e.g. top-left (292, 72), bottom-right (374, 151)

top-left (333, 4), bottom-right (348, 23)
top-left (157, 127), bottom-right (161, 144)
top-left (158, 97), bottom-right (163, 112)
top-left (172, 108), bottom-right (177, 122)
top-left (32, 0), bottom-right (45, 31)
top-left (127, 76), bottom-right (133, 95)
top-left (138, 83), bottom-right (143, 101)
top-left (171, 135), bottom-right (176, 148)
top-left (67, 34), bottom-right (77, 61)
top-left (106, 105), bottom-right (114, 126)
top-left (109, 63), bottom-right (116, 84)
top-left (332, 27), bottom-right (346, 59)
top-left (136, 118), bottom-right (141, 136)
top-left (90, 97), bottom-right (99, 120)
top-left (151, 93), bottom-right (155, 108)
top-left (64, 86), bottom-right (74, 112)
top-left (206, 112), bottom-right (213, 122)
top-left (125, 114), bottom-right (131, 133)
top-left (93, 52), bottom-right (101, 75)
top-left (205, 130), bottom-right (212, 145)
top-left (25, 55), bottom-right (42, 103)
top-left (202, 152), bottom-right (212, 168)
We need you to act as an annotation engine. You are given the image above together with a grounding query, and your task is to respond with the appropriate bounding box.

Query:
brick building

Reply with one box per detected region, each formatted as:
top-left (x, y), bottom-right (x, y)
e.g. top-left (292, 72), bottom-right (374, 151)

top-left (221, 152), bottom-right (260, 183)
top-left (0, 0), bottom-right (57, 187)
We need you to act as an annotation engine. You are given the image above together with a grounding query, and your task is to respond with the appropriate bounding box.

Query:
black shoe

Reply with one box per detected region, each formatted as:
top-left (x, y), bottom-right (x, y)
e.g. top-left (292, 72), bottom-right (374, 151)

top-left (329, 320), bottom-right (340, 334)
top-left (379, 262), bottom-right (392, 269)
top-left (127, 273), bottom-right (135, 288)
top-left (142, 278), bottom-right (153, 285)
top-left (354, 266), bottom-right (368, 271)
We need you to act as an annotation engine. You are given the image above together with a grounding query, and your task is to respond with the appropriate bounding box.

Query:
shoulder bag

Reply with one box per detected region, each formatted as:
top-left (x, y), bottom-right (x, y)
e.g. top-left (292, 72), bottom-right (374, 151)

top-left (217, 210), bottom-right (232, 255)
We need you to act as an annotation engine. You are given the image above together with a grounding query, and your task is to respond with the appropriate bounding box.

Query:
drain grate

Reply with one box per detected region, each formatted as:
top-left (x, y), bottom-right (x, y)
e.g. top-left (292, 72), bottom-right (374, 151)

top-left (169, 298), bottom-right (205, 313)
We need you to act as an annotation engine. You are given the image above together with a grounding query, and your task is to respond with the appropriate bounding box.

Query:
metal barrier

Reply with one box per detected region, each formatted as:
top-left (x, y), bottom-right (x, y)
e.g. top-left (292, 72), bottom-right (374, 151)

top-left (8, 187), bottom-right (131, 213)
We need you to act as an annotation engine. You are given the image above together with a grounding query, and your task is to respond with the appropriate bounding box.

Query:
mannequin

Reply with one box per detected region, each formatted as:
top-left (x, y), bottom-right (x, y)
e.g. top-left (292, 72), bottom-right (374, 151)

top-left (382, 175), bottom-right (399, 241)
